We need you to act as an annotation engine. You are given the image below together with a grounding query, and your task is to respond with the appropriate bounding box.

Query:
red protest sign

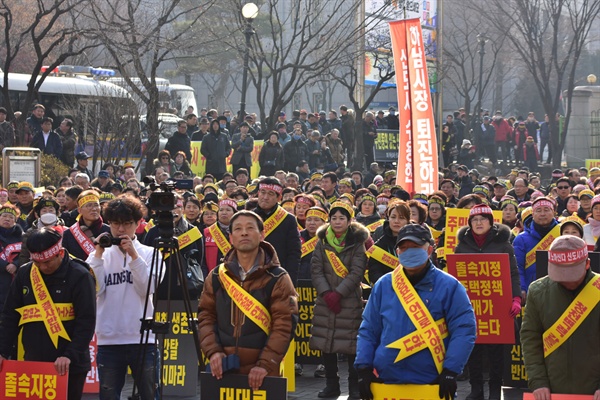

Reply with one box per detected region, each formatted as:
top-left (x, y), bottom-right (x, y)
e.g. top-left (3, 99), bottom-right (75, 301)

top-left (1, 360), bottom-right (68, 399)
top-left (83, 333), bottom-right (99, 393)
top-left (447, 253), bottom-right (515, 344)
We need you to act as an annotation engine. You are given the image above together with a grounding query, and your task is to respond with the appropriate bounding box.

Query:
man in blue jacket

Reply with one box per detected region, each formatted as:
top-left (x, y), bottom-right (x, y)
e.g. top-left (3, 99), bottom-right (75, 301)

top-left (355, 224), bottom-right (476, 400)
top-left (513, 196), bottom-right (559, 297)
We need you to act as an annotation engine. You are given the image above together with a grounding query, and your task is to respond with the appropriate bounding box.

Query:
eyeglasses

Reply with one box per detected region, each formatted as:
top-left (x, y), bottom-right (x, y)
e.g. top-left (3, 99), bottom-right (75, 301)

top-left (470, 217), bottom-right (489, 224)
top-left (557, 186), bottom-right (570, 189)
top-left (110, 220), bottom-right (136, 228)
top-left (82, 203), bottom-right (100, 210)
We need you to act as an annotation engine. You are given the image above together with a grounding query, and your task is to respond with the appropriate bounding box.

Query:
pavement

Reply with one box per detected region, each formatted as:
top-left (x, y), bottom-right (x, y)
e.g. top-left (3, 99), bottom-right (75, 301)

top-left (83, 363), bottom-right (529, 399)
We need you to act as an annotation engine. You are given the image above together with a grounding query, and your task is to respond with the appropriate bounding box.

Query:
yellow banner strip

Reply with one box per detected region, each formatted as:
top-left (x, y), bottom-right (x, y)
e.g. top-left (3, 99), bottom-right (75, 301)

top-left (325, 250), bottom-right (349, 279)
top-left (366, 245), bottom-right (397, 270)
top-left (371, 383), bottom-right (440, 400)
top-left (386, 318), bottom-right (448, 363)
top-left (164, 226), bottom-right (202, 260)
top-left (209, 223), bottom-right (232, 256)
top-left (263, 206), bottom-right (288, 237)
top-left (525, 225), bottom-right (561, 269)
top-left (301, 237), bottom-right (318, 258)
top-left (543, 275), bottom-right (600, 358)
top-left (30, 266), bottom-right (71, 347)
top-left (218, 264), bottom-right (271, 335)
top-left (365, 219), bottom-right (384, 233)
top-left (390, 267), bottom-right (446, 373)
top-left (17, 303), bottom-right (75, 325)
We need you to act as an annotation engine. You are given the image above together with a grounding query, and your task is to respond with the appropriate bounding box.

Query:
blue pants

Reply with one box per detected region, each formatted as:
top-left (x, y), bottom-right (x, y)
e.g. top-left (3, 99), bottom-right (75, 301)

top-left (97, 344), bottom-right (159, 400)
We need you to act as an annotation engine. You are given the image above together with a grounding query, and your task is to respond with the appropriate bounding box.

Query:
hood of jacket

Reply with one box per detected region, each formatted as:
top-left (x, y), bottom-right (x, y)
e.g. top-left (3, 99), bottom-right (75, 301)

top-left (316, 221), bottom-right (370, 246)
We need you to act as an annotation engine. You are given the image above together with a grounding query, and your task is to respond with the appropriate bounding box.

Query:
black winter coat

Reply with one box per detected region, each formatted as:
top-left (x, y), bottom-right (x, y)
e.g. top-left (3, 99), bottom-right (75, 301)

top-left (367, 222), bottom-right (398, 285)
top-left (454, 223), bottom-right (521, 298)
top-left (165, 132), bottom-right (192, 162)
top-left (259, 141), bottom-right (284, 176)
top-left (0, 254), bottom-right (96, 374)
top-left (283, 139), bottom-right (308, 172)
top-left (201, 132), bottom-right (231, 175)
top-left (253, 206), bottom-right (301, 285)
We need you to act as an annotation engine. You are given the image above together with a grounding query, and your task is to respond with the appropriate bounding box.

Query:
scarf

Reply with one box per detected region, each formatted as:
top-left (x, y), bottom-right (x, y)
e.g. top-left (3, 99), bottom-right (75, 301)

top-left (472, 231), bottom-right (489, 249)
top-left (326, 225), bottom-right (347, 253)
top-left (587, 217), bottom-right (600, 239)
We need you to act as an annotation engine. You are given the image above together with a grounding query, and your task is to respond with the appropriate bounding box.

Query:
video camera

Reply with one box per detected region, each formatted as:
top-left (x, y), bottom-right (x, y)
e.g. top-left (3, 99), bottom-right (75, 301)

top-left (142, 177), bottom-right (194, 239)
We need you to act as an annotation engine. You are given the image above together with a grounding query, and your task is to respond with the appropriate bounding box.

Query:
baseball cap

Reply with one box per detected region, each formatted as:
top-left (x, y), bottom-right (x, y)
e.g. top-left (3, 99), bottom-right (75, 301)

top-left (579, 189), bottom-right (594, 199)
top-left (16, 181), bottom-right (34, 193)
top-left (98, 170), bottom-right (109, 178)
top-left (547, 236), bottom-right (589, 283)
top-left (396, 224), bottom-right (434, 247)
top-left (76, 151), bottom-right (90, 160)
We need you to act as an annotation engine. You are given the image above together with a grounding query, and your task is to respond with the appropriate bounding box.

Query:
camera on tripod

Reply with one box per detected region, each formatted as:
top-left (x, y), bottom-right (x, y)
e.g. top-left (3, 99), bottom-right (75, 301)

top-left (142, 177), bottom-right (193, 239)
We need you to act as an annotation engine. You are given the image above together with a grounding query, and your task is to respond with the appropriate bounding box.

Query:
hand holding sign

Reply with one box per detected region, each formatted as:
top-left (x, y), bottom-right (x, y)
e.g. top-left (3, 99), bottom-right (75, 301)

top-left (248, 366), bottom-right (267, 391)
top-left (209, 352), bottom-right (226, 379)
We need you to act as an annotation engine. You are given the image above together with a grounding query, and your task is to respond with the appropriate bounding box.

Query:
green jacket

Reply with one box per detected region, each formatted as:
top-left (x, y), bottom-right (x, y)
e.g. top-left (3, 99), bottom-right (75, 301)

top-left (521, 270), bottom-right (600, 394)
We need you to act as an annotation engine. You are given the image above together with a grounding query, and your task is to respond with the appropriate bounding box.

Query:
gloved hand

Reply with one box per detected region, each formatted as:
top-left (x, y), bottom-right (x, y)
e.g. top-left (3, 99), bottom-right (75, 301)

top-left (509, 296), bottom-right (522, 318)
top-left (438, 368), bottom-right (458, 400)
top-left (322, 291), bottom-right (342, 314)
top-left (358, 368), bottom-right (382, 400)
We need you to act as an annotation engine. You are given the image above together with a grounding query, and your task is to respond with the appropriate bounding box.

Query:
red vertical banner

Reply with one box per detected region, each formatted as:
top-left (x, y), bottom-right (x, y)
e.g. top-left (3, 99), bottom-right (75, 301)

top-left (389, 18), bottom-right (439, 194)
top-left (390, 19), bottom-right (413, 194)
top-left (83, 333), bottom-right (99, 393)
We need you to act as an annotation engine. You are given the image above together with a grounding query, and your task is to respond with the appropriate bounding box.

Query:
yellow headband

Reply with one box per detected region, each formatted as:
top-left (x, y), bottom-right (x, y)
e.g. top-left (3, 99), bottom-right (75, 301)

top-left (78, 194), bottom-right (100, 208)
top-left (203, 203), bottom-right (219, 213)
top-left (0, 207), bottom-right (18, 217)
top-left (306, 208), bottom-right (328, 222)
top-left (330, 201), bottom-right (355, 219)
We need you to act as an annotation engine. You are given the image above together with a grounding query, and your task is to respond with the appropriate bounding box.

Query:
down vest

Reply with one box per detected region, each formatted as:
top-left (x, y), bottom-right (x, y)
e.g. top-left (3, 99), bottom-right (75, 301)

top-left (310, 222), bottom-right (369, 354)
top-left (454, 223), bottom-right (521, 298)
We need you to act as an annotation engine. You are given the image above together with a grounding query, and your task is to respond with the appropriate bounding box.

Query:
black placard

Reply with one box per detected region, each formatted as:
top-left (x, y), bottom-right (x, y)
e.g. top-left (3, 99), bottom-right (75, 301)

top-left (536, 250), bottom-right (600, 279)
top-left (295, 279), bottom-right (322, 364)
top-left (200, 372), bottom-right (287, 400)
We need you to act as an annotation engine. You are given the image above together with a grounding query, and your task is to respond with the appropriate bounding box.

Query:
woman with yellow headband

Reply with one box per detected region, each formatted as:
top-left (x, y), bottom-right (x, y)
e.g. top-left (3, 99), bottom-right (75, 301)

top-left (294, 194), bottom-right (316, 229)
top-left (198, 201), bottom-right (218, 231)
top-left (0, 203), bottom-right (23, 313)
top-left (355, 193), bottom-right (380, 231)
top-left (202, 199), bottom-right (237, 274)
top-left (310, 201), bottom-right (369, 399)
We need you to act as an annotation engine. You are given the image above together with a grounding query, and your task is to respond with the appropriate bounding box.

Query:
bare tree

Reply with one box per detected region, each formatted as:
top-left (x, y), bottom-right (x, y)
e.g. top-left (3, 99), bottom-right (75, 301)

top-left (0, 0), bottom-right (96, 144)
top-left (476, 0), bottom-right (600, 167)
top-left (82, 0), bottom-right (214, 172)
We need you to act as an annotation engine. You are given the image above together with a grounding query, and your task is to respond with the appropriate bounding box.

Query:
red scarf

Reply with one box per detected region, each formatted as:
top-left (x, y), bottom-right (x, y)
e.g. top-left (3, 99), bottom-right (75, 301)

top-left (472, 231), bottom-right (488, 248)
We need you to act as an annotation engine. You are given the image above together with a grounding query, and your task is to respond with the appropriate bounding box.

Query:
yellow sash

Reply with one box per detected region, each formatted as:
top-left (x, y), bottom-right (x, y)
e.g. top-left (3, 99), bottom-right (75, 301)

top-left (17, 303), bottom-right (75, 324)
top-left (525, 225), bottom-right (561, 269)
top-left (365, 219), bottom-right (384, 233)
top-left (263, 206), bottom-right (288, 237)
top-left (30, 266), bottom-right (71, 347)
top-left (145, 219), bottom-right (155, 232)
top-left (366, 245), bottom-right (397, 270)
top-left (387, 318), bottom-right (448, 363)
top-left (297, 222), bottom-right (303, 231)
top-left (325, 250), bottom-right (349, 278)
top-left (542, 274), bottom-right (600, 358)
top-left (69, 222), bottom-right (96, 256)
top-left (217, 264), bottom-right (271, 335)
top-left (389, 267), bottom-right (446, 373)
top-left (301, 236), bottom-right (318, 258)
top-left (164, 226), bottom-right (202, 259)
top-left (209, 223), bottom-right (232, 256)
top-left (430, 227), bottom-right (443, 240)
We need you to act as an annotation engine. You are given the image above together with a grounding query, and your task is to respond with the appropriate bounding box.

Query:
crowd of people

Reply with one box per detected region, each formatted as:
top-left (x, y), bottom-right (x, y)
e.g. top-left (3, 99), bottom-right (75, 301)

top-left (0, 102), bottom-right (597, 400)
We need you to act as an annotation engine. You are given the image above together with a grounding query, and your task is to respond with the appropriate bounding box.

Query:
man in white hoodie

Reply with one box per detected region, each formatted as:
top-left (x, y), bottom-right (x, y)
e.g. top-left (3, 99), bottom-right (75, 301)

top-left (87, 196), bottom-right (163, 400)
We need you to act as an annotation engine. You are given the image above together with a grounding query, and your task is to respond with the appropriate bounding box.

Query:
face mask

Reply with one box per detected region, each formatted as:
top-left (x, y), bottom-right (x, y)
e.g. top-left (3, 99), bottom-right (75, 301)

top-left (226, 116), bottom-right (231, 122)
top-left (293, 134), bottom-right (301, 140)
top-left (389, 111), bottom-right (395, 116)
top-left (220, 124), bottom-right (226, 129)
top-left (377, 205), bottom-right (387, 214)
top-left (399, 247), bottom-right (429, 268)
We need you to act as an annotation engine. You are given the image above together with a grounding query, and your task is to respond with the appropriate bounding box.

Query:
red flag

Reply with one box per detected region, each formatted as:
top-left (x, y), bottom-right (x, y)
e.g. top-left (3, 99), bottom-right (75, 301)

top-left (390, 19), bottom-right (439, 194)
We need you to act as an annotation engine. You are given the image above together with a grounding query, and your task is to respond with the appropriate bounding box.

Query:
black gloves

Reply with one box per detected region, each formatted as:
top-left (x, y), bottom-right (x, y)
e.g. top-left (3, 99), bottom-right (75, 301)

top-left (438, 368), bottom-right (458, 400)
top-left (357, 368), bottom-right (382, 400)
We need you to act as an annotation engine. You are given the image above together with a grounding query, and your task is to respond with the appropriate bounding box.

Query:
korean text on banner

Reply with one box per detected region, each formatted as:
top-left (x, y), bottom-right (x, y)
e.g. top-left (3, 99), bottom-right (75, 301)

top-left (447, 253), bottom-right (515, 344)
top-left (1, 360), bottom-right (68, 399)
top-left (390, 18), bottom-right (438, 194)
top-left (442, 208), bottom-right (502, 259)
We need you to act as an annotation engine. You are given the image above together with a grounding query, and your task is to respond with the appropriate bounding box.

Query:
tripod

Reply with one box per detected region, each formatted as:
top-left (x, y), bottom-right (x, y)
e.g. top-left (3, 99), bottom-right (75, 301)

top-left (131, 236), bottom-right (202, 400)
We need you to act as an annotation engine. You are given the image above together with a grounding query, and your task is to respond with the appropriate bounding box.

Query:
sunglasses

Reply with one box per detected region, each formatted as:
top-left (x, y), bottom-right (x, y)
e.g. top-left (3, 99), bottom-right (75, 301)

top-left (557, 186), bottom-right (570, 189)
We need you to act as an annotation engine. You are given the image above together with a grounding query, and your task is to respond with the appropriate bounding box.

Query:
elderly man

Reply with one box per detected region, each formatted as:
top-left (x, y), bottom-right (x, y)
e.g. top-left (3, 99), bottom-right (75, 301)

top-left (506, 178), bottom-right (532, 203)
top-left (521, 235), bottom-right (600, 400)
top-left (199, 210), bottom-right (298, 391)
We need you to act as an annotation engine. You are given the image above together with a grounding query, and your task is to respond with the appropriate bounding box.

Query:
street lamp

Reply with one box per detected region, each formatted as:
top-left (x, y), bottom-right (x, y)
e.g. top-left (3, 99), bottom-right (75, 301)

top-left (239, 2), bottom-right (258, 120)
top-left (588, 74), bottom-right (597, 85)
top-left (477, 34), bottom-right (488, 112)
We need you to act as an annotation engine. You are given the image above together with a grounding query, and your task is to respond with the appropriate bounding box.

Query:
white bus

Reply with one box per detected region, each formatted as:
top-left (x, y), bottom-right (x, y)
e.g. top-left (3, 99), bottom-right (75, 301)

top-left (0, 70), bottom-right (141, 157)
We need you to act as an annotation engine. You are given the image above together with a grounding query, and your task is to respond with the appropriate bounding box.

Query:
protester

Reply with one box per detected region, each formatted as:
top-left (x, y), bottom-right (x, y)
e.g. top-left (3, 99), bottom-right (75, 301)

top-left (0, 228), bottom-right (96, 400)
top-left (355, 224), bottom-right (476, 400)
top-left (521, 235), bottom-right (600, 399)
top-left (198, 210), bottom-right (298, 390)
top-left (310, 201), bottom-right (369, 399)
